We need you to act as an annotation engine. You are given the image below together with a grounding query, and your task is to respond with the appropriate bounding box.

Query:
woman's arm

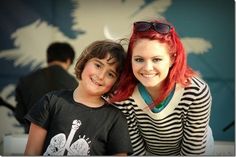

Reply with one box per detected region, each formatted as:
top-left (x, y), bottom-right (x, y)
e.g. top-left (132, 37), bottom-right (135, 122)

top-left (181, 80), bottom-right (212, 155)
top-left (24, 123), bottom-right (47, 155)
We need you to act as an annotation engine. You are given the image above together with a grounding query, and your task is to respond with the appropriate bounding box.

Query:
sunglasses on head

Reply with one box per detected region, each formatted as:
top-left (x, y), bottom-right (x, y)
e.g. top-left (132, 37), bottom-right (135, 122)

top-left (134, 21), bottom-right (172, 34)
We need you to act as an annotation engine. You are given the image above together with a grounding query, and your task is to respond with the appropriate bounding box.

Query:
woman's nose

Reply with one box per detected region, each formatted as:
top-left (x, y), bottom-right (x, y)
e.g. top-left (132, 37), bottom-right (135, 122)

top-left (143, 61), bottom-right (153, 71)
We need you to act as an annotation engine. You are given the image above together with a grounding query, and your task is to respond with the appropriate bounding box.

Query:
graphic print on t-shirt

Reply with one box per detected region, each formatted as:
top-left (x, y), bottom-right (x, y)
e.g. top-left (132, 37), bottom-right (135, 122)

top-left (44, 119), bottom-right (91, 155)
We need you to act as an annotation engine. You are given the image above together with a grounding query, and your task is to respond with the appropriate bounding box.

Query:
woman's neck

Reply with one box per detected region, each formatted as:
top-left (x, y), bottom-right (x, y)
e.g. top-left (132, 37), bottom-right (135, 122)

top-left (145, 83), bottom-right (163, 101)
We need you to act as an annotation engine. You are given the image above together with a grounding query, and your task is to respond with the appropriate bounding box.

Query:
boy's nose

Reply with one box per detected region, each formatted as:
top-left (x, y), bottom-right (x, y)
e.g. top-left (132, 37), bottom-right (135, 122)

top-left (98, 70), bottom-right (106, 80)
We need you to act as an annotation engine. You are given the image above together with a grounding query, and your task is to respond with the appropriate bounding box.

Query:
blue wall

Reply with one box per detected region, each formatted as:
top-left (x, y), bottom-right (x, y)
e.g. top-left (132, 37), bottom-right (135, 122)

top-left (164, 0), bottom-right (235, 141)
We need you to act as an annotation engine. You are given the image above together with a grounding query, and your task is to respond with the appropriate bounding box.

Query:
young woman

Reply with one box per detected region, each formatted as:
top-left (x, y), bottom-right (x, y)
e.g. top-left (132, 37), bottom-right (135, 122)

top-left (111, 19), bottom-right (213, 155)
top-left (24, 40), bottom-right (133, 155)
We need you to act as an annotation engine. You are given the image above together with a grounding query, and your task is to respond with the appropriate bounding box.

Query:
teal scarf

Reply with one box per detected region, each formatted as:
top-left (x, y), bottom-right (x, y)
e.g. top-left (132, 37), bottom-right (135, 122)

top-left (138, 83), bottom-right (175, 113)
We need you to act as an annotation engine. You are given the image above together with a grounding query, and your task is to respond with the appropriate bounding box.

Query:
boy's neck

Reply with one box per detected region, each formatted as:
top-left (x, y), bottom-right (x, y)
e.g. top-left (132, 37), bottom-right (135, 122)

top-left (73, 87), bottom-right (105, 108)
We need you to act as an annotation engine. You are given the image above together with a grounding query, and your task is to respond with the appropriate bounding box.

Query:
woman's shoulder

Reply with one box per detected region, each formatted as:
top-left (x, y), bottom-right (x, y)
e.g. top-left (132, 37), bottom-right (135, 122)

top-left (185, 76), bottom-right (211, 95)
top-left (188, 76), bottom-right (210, 88)
top-left (111, 97), bottom-right (135, 107)
top-left (103, 103), bottom-right (128, 118)
top-left (105, 102), bottom-right (124, 111)
top-left (110, 98), bottom-right (136, 113)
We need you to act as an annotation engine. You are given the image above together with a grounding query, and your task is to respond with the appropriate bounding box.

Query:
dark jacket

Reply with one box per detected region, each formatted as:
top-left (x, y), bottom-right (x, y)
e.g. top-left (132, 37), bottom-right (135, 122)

top-left (14, 65), bottom-right (78, 133)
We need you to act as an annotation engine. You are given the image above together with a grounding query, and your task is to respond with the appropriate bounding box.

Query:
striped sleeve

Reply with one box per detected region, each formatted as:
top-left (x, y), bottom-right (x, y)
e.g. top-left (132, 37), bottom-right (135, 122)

top-left (180, 77), bottom-right (212, 155)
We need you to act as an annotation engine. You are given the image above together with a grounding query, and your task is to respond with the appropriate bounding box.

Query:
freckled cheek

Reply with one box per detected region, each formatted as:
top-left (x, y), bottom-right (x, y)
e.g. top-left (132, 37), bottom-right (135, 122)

top-left (132, 61), bottom-right (142, 70)
top-left (83, 65), bottom-right (96, 77)
top-left (132, 66), bottom-right (141, 76)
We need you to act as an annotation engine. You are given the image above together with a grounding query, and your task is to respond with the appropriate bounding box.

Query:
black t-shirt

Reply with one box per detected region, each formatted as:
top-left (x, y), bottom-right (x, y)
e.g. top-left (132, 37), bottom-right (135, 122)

top-left (25, 90), bottom-right (133, 155)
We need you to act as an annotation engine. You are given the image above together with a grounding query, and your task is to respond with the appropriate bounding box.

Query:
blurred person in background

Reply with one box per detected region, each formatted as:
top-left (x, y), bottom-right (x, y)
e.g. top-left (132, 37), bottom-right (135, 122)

top-left (14, 42), bottom-right (78, 133)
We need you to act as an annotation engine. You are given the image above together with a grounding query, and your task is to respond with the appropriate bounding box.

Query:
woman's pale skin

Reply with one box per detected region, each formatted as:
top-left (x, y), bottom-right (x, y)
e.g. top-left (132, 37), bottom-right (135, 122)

top-left (25, 55), bottom-right (127, 156)
top-left (132, 38), bottom-right (172, 100)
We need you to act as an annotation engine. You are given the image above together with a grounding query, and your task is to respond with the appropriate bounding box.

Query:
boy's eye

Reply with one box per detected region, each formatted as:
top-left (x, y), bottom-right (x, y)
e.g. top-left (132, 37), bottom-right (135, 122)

top-left (95, 63), bottom-right (101, 68)
top-left (107, 72), bottom-right (117, 79)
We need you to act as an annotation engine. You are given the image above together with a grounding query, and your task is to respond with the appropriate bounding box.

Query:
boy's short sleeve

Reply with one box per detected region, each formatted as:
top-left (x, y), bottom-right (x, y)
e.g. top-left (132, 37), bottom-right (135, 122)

top-left (25, 93), bottom-right (53, 129)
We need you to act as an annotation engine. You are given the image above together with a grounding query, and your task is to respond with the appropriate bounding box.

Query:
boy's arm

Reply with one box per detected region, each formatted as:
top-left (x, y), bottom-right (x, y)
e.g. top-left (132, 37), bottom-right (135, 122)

top-left (24, 123), bottom-right (47, 155)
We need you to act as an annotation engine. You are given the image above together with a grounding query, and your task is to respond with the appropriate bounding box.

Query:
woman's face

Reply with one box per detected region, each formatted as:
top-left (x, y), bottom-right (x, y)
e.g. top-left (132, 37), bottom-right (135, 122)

top-left (131, 38), bottom-right (172, 89)
top-left (80, 54), bottom-right (118, 97)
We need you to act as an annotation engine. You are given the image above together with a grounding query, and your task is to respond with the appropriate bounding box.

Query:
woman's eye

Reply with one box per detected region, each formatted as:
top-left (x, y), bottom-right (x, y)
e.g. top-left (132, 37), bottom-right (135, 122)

top-left (153, 58), bottom-right (162, 62)
top-left (134, 58), bottom-right (143, 62)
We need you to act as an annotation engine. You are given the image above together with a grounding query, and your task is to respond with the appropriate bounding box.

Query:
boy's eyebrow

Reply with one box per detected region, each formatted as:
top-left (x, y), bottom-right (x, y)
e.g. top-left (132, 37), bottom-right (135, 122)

top-left (93, 59), bottom-right (118, 76)
top-left (106, 55), bottom-right (116, 64)
top-left (93, 58), bottom-right (104, 64)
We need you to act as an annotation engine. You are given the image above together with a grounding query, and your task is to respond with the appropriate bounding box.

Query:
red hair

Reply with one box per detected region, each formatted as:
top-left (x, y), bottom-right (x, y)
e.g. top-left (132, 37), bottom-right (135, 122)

top-left (111, 19), bottom-right (197, 106)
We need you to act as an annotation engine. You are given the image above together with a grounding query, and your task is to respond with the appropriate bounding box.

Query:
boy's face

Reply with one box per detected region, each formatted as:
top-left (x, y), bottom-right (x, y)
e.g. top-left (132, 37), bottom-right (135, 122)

top-left (80, 54), bottom-right (118, 97)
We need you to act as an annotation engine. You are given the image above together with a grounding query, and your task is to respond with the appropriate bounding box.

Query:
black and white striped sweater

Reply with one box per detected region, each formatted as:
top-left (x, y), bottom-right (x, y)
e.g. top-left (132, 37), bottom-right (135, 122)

top-left (114, 77), bottom-right (212, 155)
